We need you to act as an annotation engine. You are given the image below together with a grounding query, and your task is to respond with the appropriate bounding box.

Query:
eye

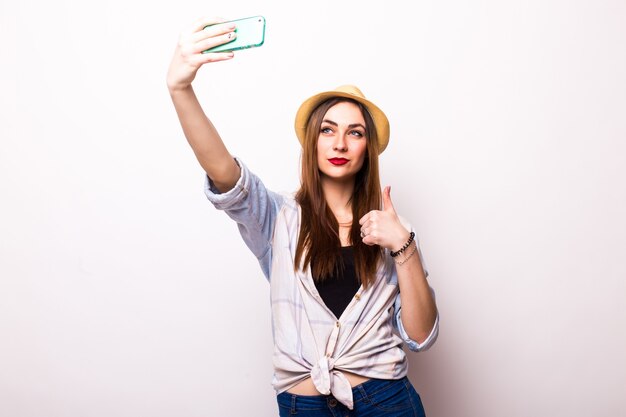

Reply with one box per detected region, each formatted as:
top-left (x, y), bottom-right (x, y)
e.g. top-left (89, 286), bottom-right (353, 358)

top-left (320, 126), bottom-right (333, 134)
top-left (349, 130), bottom-right (364, 137)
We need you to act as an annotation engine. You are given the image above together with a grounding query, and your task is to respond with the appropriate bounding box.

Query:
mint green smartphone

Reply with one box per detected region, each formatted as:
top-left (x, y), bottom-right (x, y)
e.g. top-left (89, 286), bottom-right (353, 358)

top-left (202, 16), bottom-right (266, 53)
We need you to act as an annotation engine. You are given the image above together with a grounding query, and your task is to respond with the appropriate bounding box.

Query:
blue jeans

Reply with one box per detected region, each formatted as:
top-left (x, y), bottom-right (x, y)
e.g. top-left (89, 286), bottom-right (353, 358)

top-left (276, 377), bottom-right (426, 417)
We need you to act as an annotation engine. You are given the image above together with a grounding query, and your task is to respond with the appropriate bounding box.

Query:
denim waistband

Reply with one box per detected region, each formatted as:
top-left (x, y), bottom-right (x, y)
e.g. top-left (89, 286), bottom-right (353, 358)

top-left (276, 376), bottom-right (409, 407)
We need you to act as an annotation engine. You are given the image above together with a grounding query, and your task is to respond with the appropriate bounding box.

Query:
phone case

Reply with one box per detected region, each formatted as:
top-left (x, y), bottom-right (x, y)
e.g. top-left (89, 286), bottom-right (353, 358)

top-left (203, 16), bottom-right (266, 53)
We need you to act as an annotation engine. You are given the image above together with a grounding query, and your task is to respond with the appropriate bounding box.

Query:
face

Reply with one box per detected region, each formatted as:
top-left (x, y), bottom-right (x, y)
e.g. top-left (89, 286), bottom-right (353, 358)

top-left (316, 101), bottom-right (368, 183)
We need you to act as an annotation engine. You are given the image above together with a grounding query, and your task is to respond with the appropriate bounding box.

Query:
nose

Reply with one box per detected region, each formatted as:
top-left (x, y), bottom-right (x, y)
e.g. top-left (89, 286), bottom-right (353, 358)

top-left (333, 131), bottom-right (348, 152)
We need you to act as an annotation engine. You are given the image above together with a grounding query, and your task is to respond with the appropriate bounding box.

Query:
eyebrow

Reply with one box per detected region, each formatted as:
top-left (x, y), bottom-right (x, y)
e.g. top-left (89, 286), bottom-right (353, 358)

top-left (322, 119), bottom-right (366, 130)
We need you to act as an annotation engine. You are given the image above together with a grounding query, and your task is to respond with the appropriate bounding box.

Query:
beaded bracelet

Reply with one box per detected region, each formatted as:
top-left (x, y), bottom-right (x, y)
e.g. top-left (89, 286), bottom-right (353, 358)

top-left (390, 231), bottom-right (415, 257)
top-left (395, 242), bottom-right (418, 265)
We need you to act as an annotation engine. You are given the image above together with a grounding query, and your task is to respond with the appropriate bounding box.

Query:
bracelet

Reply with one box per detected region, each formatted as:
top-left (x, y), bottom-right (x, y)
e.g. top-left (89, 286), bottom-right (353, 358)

top-left (390, 231), bottom-right (415, 257)
top-left (395, 242), bottom-right (418, 266)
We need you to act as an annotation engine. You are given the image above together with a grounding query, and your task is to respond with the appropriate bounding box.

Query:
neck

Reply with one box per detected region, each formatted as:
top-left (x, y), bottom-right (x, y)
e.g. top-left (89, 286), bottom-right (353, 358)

top-left (320, 175), bottom-right (355, 222)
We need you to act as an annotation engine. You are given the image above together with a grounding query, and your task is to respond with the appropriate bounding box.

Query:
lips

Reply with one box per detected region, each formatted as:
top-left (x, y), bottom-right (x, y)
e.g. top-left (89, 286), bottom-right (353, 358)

top-left (328, 158), bottom-right (349, 166)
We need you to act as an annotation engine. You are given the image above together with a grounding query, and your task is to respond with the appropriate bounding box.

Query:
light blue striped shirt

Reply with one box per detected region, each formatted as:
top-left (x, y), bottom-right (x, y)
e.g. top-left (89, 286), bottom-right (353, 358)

top-left (204, 158), bottom-right (439, 409)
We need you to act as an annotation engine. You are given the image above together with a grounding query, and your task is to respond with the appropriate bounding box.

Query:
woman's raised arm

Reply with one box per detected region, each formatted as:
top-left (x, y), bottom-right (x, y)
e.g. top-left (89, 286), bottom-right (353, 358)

top-left (166, 17), bottom-right (240, 193)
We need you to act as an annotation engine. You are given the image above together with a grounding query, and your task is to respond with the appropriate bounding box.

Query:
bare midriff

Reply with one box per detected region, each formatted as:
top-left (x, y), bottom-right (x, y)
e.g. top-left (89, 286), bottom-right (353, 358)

top-left (286, 371), bottom-right (370, 395)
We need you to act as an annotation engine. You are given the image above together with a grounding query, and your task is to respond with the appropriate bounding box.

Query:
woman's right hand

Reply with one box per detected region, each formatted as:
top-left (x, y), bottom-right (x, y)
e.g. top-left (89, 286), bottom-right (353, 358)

top-left (166, 17), bottom-right (236, 92)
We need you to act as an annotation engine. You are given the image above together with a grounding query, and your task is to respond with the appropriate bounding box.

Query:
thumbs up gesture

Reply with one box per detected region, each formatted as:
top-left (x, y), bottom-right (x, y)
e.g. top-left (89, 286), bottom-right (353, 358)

top-left (359, 186), bottom-right (411, 250)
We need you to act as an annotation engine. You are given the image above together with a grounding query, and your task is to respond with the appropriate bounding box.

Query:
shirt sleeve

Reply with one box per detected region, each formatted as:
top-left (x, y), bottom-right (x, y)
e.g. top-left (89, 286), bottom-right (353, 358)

top-left (391, 229), bottom-right (440, 352)
top-left (394, 289), bottom-right (439, 352)
top-left (203, 157), bottom-right (284, 280)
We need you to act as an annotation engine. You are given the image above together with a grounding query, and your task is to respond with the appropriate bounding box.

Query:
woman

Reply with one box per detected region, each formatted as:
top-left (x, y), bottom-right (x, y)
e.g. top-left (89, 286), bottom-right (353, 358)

top-left (167, 17), bottom-right (439, 417)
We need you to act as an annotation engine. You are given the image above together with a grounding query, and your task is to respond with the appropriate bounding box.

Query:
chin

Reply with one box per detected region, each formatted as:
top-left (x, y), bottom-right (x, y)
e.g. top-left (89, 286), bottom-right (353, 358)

top-left (320, 172), bottom-right (357, 182)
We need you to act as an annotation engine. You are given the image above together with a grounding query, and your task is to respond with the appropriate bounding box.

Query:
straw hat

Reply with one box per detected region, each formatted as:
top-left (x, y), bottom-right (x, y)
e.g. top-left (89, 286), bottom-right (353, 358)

top-left (294, 85), bottom-right (390, 154)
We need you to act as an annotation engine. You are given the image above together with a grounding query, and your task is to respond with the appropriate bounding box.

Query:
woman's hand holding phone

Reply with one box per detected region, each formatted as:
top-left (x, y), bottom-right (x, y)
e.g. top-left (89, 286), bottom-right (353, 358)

top-left (166, 17), bottom-right (236, 92)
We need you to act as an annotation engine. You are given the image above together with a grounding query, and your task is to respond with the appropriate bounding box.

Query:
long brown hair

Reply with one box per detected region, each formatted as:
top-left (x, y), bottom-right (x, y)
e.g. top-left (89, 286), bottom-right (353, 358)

top-left (294, 98), bottom-right (383, 289)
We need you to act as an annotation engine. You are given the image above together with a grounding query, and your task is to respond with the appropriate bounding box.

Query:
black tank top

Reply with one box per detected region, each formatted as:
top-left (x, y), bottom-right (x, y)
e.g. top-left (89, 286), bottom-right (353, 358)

top-left (313, 246), bottom-right (361, 319)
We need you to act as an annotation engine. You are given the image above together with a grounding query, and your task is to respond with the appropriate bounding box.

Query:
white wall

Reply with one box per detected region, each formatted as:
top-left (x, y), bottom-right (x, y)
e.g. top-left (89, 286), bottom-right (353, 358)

top-left (1, 1), bottom-right (625, 416)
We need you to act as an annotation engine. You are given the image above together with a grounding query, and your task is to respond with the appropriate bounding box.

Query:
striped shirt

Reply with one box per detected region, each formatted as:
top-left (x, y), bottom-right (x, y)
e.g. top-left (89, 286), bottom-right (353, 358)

top-left (204, 158), bottom-right (439, 409)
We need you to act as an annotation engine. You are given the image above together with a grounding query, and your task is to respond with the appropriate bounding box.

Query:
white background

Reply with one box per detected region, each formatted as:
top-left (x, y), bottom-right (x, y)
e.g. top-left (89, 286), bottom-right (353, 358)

top-left (1, 1), bottom-right (625, 416)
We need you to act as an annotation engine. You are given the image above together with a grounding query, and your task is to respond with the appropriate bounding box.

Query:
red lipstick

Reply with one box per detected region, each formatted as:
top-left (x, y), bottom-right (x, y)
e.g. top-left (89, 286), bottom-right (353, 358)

top-left (328, 158), bottom-right (349, 166)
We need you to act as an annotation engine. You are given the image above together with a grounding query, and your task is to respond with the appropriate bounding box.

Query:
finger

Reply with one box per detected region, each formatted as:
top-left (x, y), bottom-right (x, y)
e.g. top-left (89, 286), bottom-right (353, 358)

top-left (359, 211), bottom-right (373, 226)
top-left (360, 208), bottom-right (384, 226)
top-left (193, 31), bottom-right (237, 54)
top-left (188, 21), bottom-right (235, 44)
top-left (199, 21), bottom-right (237, 39)
top-left (187, 52), bottom-right (235, 68)
top-left (211, 52), bottom-right (236, 62)
top-left (361, 234), bottom-right (377, 246)
top-left (189, 16), bottom-right (228, 33)
top-left (360, 219), bottom-right (374, 234)
top-left (190, 51), bottom-right (235, 65)
top-left (382, 186), bottom-right (396, 213)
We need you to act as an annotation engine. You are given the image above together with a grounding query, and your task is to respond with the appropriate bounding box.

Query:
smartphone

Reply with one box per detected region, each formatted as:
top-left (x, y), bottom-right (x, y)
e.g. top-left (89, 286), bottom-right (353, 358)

top-left (202, 16), bottom-right (266, 53)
